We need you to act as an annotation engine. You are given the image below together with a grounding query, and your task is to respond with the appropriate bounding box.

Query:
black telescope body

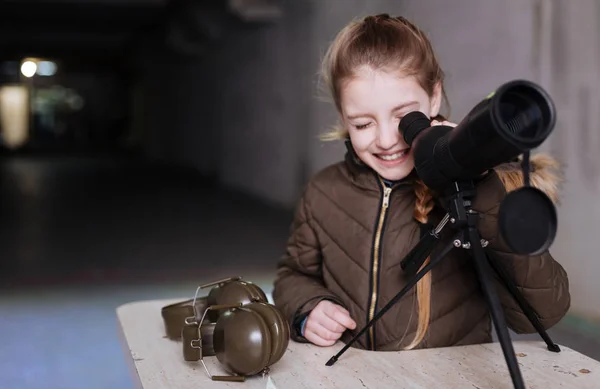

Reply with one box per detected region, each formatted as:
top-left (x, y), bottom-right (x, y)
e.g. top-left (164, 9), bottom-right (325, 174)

top-left (399, 80), bottom-right (556, 193)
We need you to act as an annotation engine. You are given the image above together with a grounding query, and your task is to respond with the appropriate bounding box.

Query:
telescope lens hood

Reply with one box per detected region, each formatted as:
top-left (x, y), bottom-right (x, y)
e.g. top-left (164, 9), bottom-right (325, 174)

top-left (498, 186), bottom-right (557, 256)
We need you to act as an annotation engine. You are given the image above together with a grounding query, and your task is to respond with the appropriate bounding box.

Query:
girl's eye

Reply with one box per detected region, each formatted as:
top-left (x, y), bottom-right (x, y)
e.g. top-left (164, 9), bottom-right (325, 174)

top-left (354, 123), bottom-right (370, 130)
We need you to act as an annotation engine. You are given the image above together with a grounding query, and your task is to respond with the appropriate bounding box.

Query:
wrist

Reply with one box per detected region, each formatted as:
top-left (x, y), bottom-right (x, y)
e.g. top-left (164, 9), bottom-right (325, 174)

top-left (299, 316), bottom-right (308, 337)
top-left (293, 311), bottom-right (310, 338)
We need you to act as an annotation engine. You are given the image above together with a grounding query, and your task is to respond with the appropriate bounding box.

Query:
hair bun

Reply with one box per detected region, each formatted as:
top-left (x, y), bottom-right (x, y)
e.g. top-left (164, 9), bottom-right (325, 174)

top-left (365, 13), bottom-right (390, 23)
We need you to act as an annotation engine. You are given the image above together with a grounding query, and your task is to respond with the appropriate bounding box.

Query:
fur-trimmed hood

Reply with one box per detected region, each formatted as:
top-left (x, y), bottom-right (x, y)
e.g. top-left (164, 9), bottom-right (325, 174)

top-left (494, 153), bottom-right (563, 205)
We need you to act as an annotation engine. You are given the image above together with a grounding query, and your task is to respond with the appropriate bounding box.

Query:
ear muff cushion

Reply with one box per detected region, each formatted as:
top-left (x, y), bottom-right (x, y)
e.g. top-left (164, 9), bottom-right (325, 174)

top-left (194, 296), bottom-right (209, 320)
top-left (199, 322), bottom-right (216, 357)
top-left (182, 321), bottom-right (217, 361)
top-left (161, 296), bottom-right (209, 339)
top-left (213, 307), bottom-right (272, 376)
top-left (267, 304), bottom-right (290, 364)
top-left (245, 302), bottom-right (290, 366)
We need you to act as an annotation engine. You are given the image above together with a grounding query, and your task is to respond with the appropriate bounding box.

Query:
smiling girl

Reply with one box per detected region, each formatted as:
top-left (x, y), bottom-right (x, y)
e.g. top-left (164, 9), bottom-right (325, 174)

top-left (272, 13), bottom-right (570, 351)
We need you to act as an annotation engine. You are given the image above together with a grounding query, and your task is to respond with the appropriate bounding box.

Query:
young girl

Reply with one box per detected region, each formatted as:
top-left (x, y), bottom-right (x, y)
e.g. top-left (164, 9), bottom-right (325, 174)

top-left (272, 13), bottom-right (570, 351)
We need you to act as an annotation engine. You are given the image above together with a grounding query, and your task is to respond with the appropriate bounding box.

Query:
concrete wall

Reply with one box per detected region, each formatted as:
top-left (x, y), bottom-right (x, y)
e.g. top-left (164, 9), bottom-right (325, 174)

top-left (212, 1), bottom-right (312, 208)
top-left (399, 0), bottom-right (542, 118)
top-left (538, 0), bottom-right (600, 324)
top-left (139, 0), bottom-right (600, 323)
top-left (138, 0), bottom-right (405, 208)
top-left (137, 1), bottom-right (309, 207)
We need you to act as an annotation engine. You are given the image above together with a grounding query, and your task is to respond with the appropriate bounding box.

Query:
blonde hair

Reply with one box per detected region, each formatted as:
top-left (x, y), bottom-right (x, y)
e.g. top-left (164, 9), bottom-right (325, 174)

top-left (319, 14), bottom-right (448, 349)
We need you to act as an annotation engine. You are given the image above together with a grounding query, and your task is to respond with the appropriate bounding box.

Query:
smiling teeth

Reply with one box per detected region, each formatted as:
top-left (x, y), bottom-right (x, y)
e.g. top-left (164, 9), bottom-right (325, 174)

top-left (379, 150), bottom-right (408, 161)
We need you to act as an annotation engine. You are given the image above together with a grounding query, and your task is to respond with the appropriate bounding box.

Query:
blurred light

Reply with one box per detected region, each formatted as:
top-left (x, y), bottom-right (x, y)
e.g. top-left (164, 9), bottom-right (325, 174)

top-left (37, 61), bottom-right (57, 76)
top-left (21, 61), bottom-right (37, 78)
top-left (0, 85), bottom-right (29, 148)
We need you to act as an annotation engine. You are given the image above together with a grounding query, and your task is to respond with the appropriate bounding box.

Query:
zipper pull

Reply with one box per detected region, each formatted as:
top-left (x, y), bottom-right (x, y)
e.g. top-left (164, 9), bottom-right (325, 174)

top-left (382, 187), bottom-right (392, 208)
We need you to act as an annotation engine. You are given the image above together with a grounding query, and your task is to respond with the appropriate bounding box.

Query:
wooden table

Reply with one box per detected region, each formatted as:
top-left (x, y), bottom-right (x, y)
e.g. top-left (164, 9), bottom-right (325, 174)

top-left (117, 299), bottom-right (599, 388)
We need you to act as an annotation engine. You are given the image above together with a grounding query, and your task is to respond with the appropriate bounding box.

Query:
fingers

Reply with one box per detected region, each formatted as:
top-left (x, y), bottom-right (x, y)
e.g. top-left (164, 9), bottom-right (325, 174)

top-left (304, 321), bottom-right (340, 346)
top-left (303, 300), bottom-right (358, 347)
top-left (323, 304), bottom-right (357, 330)
top-left (319, 314), bottom-right (347, 333)
top-left (306, 306), bottom-right (347, 335)
top-left (431, 119), bottom-right (457, 127)
top-left (304, 330), bottom-right (336, 347)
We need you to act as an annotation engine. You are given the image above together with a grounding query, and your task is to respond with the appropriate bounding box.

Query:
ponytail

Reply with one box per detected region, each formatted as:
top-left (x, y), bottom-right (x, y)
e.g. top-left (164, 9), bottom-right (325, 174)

top-left (404, 179), bottom-right (435, 349)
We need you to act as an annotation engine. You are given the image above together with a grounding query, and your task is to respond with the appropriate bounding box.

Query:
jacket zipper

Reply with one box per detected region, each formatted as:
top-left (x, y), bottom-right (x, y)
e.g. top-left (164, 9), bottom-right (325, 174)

top-left (367, 177), bottom-right (393, 350)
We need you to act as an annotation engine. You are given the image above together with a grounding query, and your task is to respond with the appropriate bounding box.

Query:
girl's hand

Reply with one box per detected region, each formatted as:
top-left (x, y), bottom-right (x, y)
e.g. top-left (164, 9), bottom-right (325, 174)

top-left (304, 300), bottom-right (357, 347)
top-left (431, 119), bottom-right (457, 127)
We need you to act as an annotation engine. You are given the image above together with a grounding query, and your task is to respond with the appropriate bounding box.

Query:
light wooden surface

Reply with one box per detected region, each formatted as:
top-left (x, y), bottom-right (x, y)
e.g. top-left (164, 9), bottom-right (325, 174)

top-left (117, 299), bottom-right (599, 389)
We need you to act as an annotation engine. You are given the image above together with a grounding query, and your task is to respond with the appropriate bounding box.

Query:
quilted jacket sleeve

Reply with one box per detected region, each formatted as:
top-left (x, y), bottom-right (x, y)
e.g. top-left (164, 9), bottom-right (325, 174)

top-left (272, 185), bottom-right (347, 342)
top-left (471, 170), bottom-right (571, 334)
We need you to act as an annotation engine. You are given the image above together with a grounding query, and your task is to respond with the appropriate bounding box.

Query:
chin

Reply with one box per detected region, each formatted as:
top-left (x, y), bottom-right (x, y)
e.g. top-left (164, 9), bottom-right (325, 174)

top-left (379, 169), bottom-right (413, 181)
top-left (364, 155), bottom-right (414, 182)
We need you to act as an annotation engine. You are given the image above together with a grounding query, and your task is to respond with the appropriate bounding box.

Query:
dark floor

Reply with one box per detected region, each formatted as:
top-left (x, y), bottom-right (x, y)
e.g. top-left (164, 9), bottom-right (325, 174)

top-left (0, 153), bottom-right (598, 389)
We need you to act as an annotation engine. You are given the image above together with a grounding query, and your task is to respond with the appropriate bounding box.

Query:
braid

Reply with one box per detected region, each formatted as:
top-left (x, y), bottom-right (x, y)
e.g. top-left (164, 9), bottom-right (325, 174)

top-left (404, 179), bottom-right (435, 349)
top-left (413, 179), bottom-right (435, 224)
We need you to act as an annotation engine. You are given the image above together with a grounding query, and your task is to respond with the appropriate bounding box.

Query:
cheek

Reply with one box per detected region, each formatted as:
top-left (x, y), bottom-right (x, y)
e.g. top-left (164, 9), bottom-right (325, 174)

top-left (348, 129), bottom-right (375, 153)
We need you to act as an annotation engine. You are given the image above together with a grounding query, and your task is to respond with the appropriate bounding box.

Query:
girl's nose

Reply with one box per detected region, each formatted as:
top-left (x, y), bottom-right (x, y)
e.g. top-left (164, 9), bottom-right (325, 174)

top-left (376, 123), bottom-right (400, 149)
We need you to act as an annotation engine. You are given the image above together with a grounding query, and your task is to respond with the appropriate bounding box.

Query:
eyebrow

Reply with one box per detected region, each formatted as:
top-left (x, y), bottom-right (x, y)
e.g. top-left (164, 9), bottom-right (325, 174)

top-left (346, 101), bottom-right (419, 120)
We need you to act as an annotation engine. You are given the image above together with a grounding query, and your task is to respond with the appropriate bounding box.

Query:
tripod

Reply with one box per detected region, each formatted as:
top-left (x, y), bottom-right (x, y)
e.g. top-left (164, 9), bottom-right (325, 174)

top-left (325, 179), bottom-right (561, 389)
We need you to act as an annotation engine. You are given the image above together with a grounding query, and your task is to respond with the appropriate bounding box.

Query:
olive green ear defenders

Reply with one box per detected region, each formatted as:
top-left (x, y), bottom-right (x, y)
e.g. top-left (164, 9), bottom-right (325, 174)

top-left (161, 276), bottom-right (290, 382)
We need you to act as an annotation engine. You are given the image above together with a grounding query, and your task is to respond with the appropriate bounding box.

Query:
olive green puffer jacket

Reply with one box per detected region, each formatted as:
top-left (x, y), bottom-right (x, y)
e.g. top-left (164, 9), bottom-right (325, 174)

top-left (272, 152), bottom-right (570, 351)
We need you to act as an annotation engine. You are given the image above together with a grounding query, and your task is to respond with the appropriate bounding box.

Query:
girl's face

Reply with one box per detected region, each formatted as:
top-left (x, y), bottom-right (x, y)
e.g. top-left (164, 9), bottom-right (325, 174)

top-left (340, 66), bottom-right (442, 181)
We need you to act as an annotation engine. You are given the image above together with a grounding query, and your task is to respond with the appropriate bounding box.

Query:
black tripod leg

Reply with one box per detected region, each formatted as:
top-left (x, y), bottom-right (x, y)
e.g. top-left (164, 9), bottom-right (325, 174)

top-left (484, 251), bottom-right (561, 352)
top-left (468, 227), bottom-right (526, 389)
top-left (325, 233), bottom-right (459, 366)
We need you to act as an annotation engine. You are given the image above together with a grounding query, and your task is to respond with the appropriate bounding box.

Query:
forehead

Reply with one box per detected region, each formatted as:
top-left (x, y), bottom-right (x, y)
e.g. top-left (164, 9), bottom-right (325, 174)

top-left (340, 66), bottom-right (426, 113)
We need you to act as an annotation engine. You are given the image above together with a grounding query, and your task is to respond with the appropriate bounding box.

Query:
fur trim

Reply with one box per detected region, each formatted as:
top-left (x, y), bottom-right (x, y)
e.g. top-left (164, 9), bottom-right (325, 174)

top-left (494, 153), bottom-right (563, 205)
